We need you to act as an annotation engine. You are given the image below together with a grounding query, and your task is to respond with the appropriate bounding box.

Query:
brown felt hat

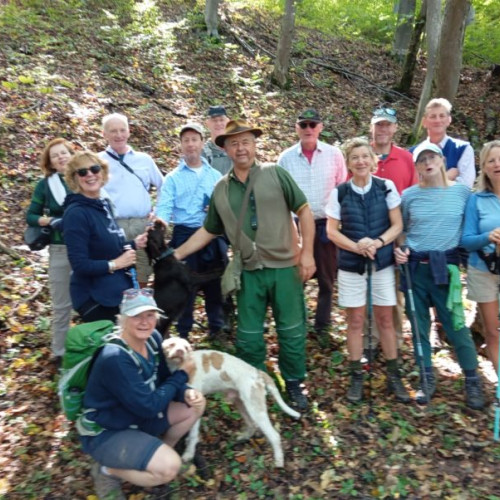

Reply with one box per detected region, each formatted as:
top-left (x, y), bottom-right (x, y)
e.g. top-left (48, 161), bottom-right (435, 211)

top-left (215, 119), bottom-right (263, 148)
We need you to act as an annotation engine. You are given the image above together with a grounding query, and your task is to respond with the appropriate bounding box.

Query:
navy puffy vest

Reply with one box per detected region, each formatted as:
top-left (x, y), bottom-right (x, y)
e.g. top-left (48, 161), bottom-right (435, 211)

top-left (338, 177), bottom-right (394, 274)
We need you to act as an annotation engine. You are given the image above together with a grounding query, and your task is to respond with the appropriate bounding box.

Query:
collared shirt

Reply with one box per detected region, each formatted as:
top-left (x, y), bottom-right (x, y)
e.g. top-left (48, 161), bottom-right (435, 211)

top-left (436, 135), bottom-right (475, 188)
top-left (155, 157), bottom-right (222, 228)
top-left (99, 146), bottom-right (164, 218)
top-left (202, 140), bottom-right (233, 175)
top-left (373, 143), bottom-right (418, 195)
top-left (278, 140), bottom-right (347, 219)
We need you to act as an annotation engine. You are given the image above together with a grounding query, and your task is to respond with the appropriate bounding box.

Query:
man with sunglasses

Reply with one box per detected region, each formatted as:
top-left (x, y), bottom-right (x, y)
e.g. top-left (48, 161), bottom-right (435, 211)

top-left (156, 123), bottom-right (226, 341)
top-left (278, 109), bottom-right (347, 347)
top-left (99, 113), bottom-right (164, 288)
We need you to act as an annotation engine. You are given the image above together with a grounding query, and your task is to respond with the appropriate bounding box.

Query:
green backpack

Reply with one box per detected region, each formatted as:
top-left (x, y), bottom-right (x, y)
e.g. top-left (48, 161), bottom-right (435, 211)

top-left (58, 320), bottom-right (159, 422)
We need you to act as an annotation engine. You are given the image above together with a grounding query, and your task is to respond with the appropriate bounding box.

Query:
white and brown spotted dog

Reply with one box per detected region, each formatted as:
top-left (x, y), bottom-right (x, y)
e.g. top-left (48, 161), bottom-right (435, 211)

top-left (162, 337), bottom-right (301, 468)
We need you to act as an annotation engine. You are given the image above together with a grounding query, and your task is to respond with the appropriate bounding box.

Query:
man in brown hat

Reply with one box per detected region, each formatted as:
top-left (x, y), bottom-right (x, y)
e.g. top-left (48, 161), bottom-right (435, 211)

top-left (174, 119), bottom-right (316, 410)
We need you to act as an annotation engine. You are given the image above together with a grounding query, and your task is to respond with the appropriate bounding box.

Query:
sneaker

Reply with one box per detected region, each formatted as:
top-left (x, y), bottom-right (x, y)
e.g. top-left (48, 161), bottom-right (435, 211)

top-left (415, 373), bottom-right (436, 405)
top-left (285, 380), bottom-right (308, 411)
top-left (347, 371), bottom-right (364, 403)
top-left (465, 376), bottom-right (485, 410)
top-left (387, 372), bottom-right (411, 403)
top-left (90, 462), bottom-right (125, 500)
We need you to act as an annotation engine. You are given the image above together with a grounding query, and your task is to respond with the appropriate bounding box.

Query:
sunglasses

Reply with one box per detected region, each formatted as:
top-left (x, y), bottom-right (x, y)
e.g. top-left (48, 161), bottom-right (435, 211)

top-left (373, 107), bottom-right (397, 117)
top-left (76, 164), bottom-right (102, 177)
top-left (298, 122), bottom-right (319, 129)
top-left (123, 288), bottom-right (154, 298)
top-left (416, 153), bottom-right (438, 165)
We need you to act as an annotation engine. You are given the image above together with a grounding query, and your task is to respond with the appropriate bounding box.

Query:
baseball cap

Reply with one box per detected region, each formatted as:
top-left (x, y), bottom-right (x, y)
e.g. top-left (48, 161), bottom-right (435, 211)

top-left (297, 109), bottom-right (322, 123)
top-left (207, 105), bottom-right (227, 118)
top-left (180, 122), bottom-right (204, 139)
top-left (371, 107), bottom-right (397, 124)
top-left (120, 288), bottom-right (163, 317)
top-left (412, 141), bottom-right (443, 163)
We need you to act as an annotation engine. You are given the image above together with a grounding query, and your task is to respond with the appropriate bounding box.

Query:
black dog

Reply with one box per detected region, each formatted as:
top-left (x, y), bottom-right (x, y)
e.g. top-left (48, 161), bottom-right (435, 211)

top-left (145, 221), bottom-right (192, 338)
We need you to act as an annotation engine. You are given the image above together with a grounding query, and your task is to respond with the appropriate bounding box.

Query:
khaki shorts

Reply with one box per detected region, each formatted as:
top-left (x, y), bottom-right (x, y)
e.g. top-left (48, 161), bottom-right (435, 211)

top-left (338, 264), bottom-right (396, 308)
top-left (467, 265), bottom-right (500, 303)
top-left (117, 217), bottom-right (152, 283)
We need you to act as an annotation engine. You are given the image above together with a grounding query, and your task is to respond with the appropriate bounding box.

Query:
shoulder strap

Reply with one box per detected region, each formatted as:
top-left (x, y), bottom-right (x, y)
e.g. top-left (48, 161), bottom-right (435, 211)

top-left (233, 167), bottom-right (260, 251)
top-left (106, 151), bottom-right (149, 192)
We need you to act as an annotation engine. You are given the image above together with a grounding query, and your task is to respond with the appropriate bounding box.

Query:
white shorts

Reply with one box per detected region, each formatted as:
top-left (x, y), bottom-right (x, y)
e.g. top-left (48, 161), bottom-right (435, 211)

top-left (338, 265), bottom-right (396, 308)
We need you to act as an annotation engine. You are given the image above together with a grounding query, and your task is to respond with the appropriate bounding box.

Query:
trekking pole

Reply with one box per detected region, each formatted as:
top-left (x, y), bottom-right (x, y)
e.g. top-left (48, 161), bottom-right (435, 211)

top-left (366, 259), bottom-right (375, 418)
top-left (494, 280), bottom-right (500, 440)
top-left (401, 258), bottom-right (431, 404)
top-left (124, 244), bottom-right (140, 289)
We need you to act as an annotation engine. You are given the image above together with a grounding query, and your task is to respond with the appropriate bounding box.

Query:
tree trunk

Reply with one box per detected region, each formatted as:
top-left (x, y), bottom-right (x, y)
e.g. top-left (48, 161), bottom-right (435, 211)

top-left (395, 0), bottom-right (427, 95)
top-left (393, 0), bottom-right (417, 62)
top-left (411, 0), bottom-right (442, 143)
top-left (272, 0), bottom-right (296, 88)
top-left (434, 0), bottom-right (471, 102)
top-left (205, 0), bottom-right (222, 38)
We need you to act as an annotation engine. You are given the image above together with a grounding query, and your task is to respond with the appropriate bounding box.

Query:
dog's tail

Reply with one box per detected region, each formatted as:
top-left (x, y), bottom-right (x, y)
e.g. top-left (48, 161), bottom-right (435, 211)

top-left (262, 372), bottom-right (301, 419)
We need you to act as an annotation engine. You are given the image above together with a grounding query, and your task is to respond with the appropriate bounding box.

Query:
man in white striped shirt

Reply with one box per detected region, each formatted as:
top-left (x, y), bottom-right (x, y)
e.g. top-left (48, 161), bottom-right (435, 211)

top-left (278, 109), bottom-right (347, 345)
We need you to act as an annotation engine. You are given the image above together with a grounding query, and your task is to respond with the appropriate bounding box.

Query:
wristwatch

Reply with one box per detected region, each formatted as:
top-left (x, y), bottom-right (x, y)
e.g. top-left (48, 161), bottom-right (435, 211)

top-left (108, 260), bottom-right (116, 273)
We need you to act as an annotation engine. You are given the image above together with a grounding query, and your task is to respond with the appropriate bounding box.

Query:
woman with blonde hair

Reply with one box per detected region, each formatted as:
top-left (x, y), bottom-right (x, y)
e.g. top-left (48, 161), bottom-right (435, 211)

top-left (461, 140), bottom-right (500, 373)
top-left (63, 151), bottom-right (148, 322)
top-left (326, 137), bottom-right (409, 404)
top-left (26, 138), bottom-right (74, 366)
top-left (395, 142), bottom-right (484, 409)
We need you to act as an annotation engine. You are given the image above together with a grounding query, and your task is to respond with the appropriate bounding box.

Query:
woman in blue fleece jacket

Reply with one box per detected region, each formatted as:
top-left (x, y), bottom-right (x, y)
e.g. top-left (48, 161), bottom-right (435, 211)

top-left (63, 151), bottom-right (148, 322)
top-left (461, 140), bottom-right (500, 373)
top-left (80, 289), bottom-right (205, 499)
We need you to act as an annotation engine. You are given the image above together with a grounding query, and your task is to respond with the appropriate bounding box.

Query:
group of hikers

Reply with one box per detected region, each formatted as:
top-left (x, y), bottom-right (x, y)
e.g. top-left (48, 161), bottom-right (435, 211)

top-left (26, 98), bottom-right (500, 498)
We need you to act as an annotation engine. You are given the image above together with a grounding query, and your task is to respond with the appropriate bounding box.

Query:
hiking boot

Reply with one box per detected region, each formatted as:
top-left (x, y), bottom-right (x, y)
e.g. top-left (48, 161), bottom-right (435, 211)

top-left (285, 380), bottom-right (308, 411)
top-left (91, 462), bottom-right (125, 500)
top-left (465, 376), bottom-right (485, 410)
top-left (415, 373), bottom-right (436, 405)
top-left (387, 372), bottom-right (411, 404)
top-left (347, 371), bottom-right (364, 403)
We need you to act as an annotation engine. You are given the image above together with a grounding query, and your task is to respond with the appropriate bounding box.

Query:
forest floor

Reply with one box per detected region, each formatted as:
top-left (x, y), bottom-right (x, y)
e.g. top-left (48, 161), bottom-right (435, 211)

top-left (1, 1), bottom-right (500, 499)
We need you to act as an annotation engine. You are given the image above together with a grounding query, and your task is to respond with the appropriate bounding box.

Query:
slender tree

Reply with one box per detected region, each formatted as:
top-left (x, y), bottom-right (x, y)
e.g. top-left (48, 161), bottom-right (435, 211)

top-left (273, 0), bottom-right (296, 88)
top-left (411, 0), bottom-right (442, 141)
top-left (393, 0), bottom-right (417, 62)
top-left (434, 0), bottom-right (472, 102)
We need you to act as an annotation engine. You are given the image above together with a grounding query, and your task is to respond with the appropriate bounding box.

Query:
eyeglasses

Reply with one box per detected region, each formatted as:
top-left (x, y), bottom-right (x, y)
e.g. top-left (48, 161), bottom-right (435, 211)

top-left (298, 122), bottom-right (319, 129)
top-left (123, 288), bottom-right (154, 299)
top-left (373, 107), bottom-right (397, 117)
top-left (76, 164), bottom-right (102, 177)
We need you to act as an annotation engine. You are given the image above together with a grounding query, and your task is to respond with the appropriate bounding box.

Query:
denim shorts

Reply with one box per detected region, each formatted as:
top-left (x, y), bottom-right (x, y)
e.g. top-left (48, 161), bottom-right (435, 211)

top-left (80, 429), bottom-right (164, 470)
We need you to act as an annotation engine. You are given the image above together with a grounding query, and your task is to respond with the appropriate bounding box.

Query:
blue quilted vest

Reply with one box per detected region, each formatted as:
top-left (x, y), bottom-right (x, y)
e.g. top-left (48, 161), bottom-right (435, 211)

top-left (337, 177), bottom-right (394, 274)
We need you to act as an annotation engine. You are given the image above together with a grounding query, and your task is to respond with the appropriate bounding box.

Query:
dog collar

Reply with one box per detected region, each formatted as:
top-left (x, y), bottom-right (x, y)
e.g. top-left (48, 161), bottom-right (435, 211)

top-left (152, 247), bottom-right (175, 264)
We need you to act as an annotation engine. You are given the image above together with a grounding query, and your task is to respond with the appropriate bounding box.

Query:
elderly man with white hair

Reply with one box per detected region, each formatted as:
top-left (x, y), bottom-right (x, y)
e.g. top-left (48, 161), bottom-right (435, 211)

top-left (99, 113), bottom-right (164, 287)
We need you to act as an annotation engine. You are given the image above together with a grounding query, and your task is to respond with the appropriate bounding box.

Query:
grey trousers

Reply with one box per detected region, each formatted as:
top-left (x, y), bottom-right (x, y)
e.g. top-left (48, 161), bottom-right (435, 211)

top-left (48, 244), bottom-right (73, 356)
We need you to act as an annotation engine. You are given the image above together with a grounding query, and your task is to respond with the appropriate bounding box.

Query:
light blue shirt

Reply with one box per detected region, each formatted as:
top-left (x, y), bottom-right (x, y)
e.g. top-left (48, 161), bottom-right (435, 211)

top-left (155, 157), bottom-right (222, 228)
top-left (461, 190), bottom-right (500, 272)
top-left (402, 183), bottom-right (470, 252)
top-left (100, 146), bottom-right (164, 218)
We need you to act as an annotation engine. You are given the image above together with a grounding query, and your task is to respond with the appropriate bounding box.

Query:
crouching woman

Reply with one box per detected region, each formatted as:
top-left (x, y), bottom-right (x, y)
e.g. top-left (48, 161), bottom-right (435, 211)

top-left (78, 289), bottom-right (205, 499)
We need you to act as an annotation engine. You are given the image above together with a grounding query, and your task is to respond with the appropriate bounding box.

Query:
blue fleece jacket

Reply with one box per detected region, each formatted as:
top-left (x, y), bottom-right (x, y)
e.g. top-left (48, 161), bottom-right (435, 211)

top-left (82, 331), bottom-right (189, 436)
top-left (461, 190), bottom-right (500, 272)
top-left (62, 193), bottom-right (133, 310)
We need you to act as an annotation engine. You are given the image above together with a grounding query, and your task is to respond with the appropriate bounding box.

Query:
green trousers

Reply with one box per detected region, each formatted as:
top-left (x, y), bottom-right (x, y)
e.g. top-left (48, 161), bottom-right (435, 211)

top-left (236, 266), bottom-right (307, 381)
top-left (405, 263), bottom-right (478, 371)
